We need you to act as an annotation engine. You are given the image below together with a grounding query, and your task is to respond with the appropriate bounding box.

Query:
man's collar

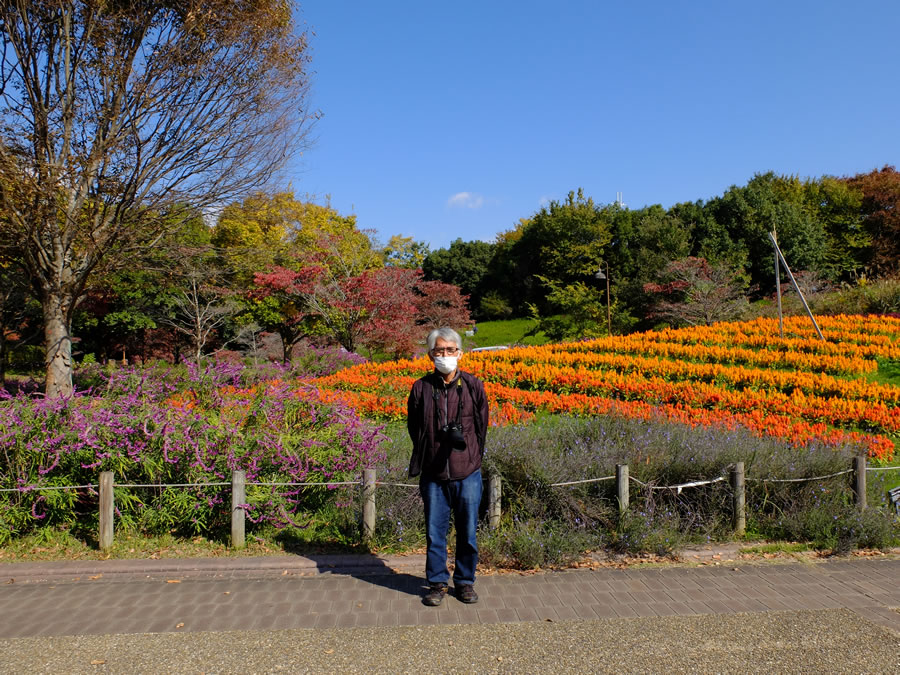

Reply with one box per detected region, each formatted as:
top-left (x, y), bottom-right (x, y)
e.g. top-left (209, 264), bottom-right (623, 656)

top-left (431, 370), bottom-right (461, 387)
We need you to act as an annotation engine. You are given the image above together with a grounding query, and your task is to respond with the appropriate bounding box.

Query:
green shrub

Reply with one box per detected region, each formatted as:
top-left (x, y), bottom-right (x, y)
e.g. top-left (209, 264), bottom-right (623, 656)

top-left (478, 291), bottom-right (514, 320)
top-left (479, 520), bottom-right (600, 569)
top-left (809, 278), bottom-right (900, 316)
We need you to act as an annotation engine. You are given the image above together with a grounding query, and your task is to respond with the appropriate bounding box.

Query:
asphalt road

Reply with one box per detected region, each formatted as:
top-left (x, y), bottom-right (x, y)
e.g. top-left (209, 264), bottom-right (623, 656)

top-left (2, 609), bottom-right (898, 673)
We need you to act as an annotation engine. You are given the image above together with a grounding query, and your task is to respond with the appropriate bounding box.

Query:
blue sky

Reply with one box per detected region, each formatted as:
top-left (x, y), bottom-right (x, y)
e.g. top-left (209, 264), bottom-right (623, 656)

top-left (291, 1), bottom-right (899, 250)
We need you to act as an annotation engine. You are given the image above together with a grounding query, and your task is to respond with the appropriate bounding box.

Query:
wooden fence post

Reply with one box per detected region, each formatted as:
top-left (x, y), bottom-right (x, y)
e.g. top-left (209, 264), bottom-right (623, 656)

top-left (730, 462), bottom-right (746, 535)
top-left (99, 471), bottom-right (114, 552)
top-left (616, 464), bottom-right (629, 514)
top-left (231, 470), bottom-right (246, 549)
top-left (362, 468), bottom-right (376, 543)
top-left (488, 471), bottom-right (502, 529)
top-left (852, 455), bottom-right (867, 510)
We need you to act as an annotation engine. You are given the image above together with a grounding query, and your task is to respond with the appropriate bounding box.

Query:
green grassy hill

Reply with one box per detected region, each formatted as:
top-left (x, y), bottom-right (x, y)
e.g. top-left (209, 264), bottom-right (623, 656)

top-left (464, 318), bottom-right (551, 350)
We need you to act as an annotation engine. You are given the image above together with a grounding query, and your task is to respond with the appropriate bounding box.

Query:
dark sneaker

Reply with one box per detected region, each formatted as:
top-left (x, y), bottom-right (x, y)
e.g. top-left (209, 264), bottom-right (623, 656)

top-left (423, 583), bottom-right (448, 607)
top-left (456, 584), bottom-right (478, 604)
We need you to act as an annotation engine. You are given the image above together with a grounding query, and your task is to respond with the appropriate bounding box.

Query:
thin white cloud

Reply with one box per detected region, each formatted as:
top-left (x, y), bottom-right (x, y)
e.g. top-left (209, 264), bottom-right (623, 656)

top-left (447, 192), bottom-right (484, 209)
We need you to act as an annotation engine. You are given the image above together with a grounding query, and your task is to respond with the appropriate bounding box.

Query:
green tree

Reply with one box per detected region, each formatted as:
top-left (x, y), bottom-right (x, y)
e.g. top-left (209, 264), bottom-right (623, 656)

top-left (504, 190), bottom-right (613, 313)
top-left (605, 204), bottom-right (692, 330)
top-left (422, 239), bottom-right (495, 314)
top-left (0, 259), bottom-right (33, 383)
top-left (479, 219), bottom-right (529, 316)
top-left (528, 276), bottom-right (609, 341)
top-left (478, 291), bottom-right (514, 320)
top-left (73, 210), bottom-right (214, 363)
top-left (803, 177), bottom-right (868, 280)
top-left (702, 173), bottom-right (828, 293)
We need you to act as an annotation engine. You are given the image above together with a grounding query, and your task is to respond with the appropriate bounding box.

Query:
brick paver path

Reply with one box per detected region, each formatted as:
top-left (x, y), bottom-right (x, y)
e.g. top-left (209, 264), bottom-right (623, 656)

top-left (1, 557), bottom-right (898, 639)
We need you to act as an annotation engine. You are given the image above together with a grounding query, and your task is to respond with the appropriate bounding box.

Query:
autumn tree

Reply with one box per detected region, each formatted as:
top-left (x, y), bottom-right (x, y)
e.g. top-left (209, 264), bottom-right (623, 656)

top-left (250, 264), bottom-right (470, 359)
top-left (414, 279), bottom-right (472, 334)
top-left (345, 267), bottom-right (419, 358)
top-left (241, 201), bottom-right (382, 358)
top-left (643, 257), bottom-right (749, 327)
top-left (0, 1), bottom-right (314, 397)
top-left (844, 166), bottom-right (900, 276)
top-left (211, 191), bottom-right (301, 286)
top-left (249, 265), bottom-right (326, 360)
top-left (346, 269), bottom-right (471, 358)
top-left (382, 235), bottom-right (430, 269)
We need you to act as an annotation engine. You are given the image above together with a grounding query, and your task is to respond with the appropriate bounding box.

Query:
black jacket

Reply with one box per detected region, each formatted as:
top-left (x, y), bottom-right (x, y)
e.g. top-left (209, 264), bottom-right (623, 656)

top-left (407, 370), bottom-right (489, 480)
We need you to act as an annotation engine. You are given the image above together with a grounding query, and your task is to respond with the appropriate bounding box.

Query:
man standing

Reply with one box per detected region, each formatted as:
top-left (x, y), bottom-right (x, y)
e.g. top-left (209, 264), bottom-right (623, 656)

top-left (408, 327), bottom-right (489, 606)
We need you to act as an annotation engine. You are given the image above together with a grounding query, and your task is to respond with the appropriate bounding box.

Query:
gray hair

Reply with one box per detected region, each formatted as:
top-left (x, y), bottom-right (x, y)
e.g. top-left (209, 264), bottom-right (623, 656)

top-left (426, 327), bottom-right (462, 352)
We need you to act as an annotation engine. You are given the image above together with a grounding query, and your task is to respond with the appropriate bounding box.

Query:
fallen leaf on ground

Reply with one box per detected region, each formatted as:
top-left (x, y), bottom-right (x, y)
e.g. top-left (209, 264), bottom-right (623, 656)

top-left (166, 579), bottom-right (181, 584)
top-left (90, 660), bottom-right (105, 665)
top-left (89, 574), bottom-right (102, 580)
top-left (175, 623), bottom-right (185, 629)
top-left (324, 649), bottom-right (335, 655)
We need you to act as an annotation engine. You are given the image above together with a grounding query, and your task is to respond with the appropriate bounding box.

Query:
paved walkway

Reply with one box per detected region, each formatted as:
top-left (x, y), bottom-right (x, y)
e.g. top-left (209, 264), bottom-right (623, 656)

top-left (1, 553), bottom-right (898, 638)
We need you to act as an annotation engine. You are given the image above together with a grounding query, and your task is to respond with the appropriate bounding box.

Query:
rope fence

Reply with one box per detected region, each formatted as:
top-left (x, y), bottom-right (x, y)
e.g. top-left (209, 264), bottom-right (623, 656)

top-left (549, 476), bottom-right (616, 487)
top-left (4, 457), bottom-right (898, 549)
top-left (631, 476), bottom-right (726, 492)
top-left (0, 484), bottom-right (97, 493)
top-left (746, 469), bottom-right (855, 483)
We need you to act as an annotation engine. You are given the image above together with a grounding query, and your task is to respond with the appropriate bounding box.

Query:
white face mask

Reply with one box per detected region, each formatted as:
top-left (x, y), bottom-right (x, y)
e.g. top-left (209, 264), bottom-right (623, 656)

top-left (433, 355), bottom-right (458, 375)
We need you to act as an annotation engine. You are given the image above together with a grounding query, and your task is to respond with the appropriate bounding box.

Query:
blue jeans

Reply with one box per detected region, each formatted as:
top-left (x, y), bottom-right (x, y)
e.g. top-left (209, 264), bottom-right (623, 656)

top-left (420, 469), bottom-right (482, 586)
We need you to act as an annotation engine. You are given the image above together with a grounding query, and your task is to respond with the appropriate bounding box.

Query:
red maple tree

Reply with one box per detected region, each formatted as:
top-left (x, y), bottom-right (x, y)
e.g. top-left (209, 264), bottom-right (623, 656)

top-left (845, 165), bottom-right (900, 275)
top-left (251, 265), bottom-right (471, 359)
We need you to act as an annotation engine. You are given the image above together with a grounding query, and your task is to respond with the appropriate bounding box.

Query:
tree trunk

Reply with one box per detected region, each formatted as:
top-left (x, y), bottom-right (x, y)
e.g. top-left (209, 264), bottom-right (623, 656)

top-left (0, 330), bottom-right (6, 386)
top-left (280, 331), bottom-right (291, 364)
top-left (279, 329), bottom-right (297, 364)
top-left (43, 292), bottom-right (75, 399)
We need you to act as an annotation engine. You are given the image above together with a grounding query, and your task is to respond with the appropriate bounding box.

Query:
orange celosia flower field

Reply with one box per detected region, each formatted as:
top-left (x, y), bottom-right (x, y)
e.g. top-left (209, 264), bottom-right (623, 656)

top-left (312, 315), bottom-right (900, 461)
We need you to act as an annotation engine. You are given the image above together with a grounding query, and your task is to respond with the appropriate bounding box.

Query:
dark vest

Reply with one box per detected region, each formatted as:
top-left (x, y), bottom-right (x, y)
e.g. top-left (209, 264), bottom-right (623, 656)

top-left (407, 370), bottom-right (488, 480)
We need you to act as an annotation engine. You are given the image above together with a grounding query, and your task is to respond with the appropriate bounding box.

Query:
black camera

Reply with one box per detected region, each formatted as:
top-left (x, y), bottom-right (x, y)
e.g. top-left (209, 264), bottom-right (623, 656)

top-left (441, 422), bottom-right (467, 451)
